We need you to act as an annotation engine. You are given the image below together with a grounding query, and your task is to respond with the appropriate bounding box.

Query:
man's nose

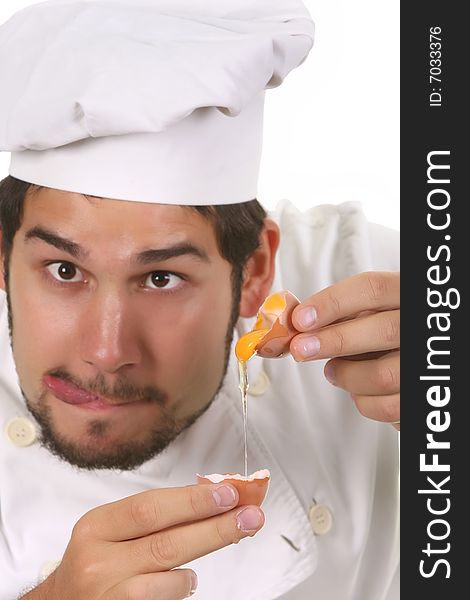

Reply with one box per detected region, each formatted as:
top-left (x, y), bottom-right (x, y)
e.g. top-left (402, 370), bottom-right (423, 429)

top-left (79, 291), bottom-right (141, 373)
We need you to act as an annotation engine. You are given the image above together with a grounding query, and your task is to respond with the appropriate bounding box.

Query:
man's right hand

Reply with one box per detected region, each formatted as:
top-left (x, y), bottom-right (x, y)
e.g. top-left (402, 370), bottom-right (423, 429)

top-left (24, 483), bottom-right (264, 599)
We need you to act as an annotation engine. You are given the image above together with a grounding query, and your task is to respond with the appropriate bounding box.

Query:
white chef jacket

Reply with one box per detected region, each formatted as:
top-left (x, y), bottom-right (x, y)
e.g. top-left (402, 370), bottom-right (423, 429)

top-left (0, 200), bottom-right (400, 600)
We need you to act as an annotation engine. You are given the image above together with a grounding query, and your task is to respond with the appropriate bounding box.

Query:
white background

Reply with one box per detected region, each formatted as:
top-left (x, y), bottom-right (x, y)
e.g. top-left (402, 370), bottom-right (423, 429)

top-left (0, 0), bottom-right (399, 230)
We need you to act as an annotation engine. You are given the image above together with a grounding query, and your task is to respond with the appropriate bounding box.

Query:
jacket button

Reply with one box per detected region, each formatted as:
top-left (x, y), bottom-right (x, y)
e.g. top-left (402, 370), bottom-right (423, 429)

top-left (309, 504), bottom-right (333, 536)
top-left (4, 416), bottom-right (37, 447)
top-left (39, 559), bottom-right (61, 582)
top-left (248, 370), bottom-right (270, 396)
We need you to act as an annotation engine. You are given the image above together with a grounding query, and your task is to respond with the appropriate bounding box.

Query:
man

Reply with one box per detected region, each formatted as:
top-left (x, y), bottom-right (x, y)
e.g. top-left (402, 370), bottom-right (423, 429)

top-left (0, 1), bottom-right (400, 598)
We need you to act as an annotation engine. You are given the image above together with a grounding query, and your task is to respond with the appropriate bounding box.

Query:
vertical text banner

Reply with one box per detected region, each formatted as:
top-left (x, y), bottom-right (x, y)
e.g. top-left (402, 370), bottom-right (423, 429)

top-left (401, 2), bottom-right (466, 596)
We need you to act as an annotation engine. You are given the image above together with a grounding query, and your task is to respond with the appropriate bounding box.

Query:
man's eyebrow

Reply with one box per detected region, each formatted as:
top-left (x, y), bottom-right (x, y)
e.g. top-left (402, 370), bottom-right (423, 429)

top-left (24, 227), bottom-right (209, 264)
top-left (136, 243), bottom-right (210, 265)
top-left (24, 227), bottom-right (86, 259)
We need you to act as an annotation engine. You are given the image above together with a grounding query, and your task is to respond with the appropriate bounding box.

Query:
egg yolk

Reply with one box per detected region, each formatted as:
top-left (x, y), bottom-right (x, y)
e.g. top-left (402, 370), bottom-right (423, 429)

top-left (235, 329), bottom-right (270, 362)
top-left (260, 293), bottom-right (286, 315)
top-left (236, 293), bottom-right (288, 362)
top-left (253, 293), bottom-right (286, 330)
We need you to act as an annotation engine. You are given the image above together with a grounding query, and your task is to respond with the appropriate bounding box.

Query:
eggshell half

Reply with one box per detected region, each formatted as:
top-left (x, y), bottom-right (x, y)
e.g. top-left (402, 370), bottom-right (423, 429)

top-left (196, 469), bottom-right (270, 506)
top-left (255, 290), bottom-right (300, 358)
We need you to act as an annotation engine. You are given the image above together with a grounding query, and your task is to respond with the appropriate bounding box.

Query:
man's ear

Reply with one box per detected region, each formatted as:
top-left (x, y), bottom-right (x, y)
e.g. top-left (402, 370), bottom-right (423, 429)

top-left (239, 218), bottom-right (280, 318)
top-left (0, 231), bottom-right (5, 291)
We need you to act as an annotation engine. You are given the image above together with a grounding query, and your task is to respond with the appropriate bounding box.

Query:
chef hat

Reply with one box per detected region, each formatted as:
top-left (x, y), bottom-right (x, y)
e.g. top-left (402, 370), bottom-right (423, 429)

top-left (0, 0), bottom-right (314, 205)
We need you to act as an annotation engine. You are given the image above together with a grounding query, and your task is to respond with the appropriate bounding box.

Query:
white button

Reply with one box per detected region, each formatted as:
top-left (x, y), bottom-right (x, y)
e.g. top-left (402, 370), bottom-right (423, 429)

top-left (39, 559), bottom-right (61, 582)
top-left (309, 504), bottom-right (333, 536)
top-left (248, 370), bottom-right (270, 396)
top-left (5, 416), bottom-right (37, 447)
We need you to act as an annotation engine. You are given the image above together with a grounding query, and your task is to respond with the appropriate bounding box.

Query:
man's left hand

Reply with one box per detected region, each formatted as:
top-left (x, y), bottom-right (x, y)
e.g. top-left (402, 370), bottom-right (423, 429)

top-left (290, 272), bottom-right (400, 431)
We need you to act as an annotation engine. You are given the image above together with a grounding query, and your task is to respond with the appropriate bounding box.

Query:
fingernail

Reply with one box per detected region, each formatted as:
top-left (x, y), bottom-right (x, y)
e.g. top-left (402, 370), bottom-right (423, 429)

top-left (189, 571), bottom-right (198, 596)
top-left (297, 336), bottom-right (320, 359)
top-left (213, 485), bottom-right (237, 507)
top-left (236, 506), bottom-right (263, 532)
top-left (324, 362), bottom-right (336, 384)
top-left (295, 307), bottom-right (317, 329)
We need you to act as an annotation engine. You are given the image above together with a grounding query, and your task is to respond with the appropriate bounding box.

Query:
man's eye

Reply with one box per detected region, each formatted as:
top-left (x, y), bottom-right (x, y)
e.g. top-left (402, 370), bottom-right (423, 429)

top-left (145, 271), bottom-right (182, 290)
top-left (46, 262), bottom-right (84, 283)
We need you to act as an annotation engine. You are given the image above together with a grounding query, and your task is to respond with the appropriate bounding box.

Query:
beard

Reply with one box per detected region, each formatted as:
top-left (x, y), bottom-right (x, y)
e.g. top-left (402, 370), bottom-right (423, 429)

top-left (7, 277), bottom-right (241, 472)
top-left (24, 370), bottom-right (216, 472)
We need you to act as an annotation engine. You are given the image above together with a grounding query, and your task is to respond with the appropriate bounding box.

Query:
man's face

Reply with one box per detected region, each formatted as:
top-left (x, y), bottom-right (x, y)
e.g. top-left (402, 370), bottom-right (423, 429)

top-left (6, 188), bottom-right (236, 470)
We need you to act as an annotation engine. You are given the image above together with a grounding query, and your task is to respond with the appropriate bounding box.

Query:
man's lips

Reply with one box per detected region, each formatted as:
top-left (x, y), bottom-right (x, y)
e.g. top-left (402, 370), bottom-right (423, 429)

top-left (43, 375), bottom-right (129, 409)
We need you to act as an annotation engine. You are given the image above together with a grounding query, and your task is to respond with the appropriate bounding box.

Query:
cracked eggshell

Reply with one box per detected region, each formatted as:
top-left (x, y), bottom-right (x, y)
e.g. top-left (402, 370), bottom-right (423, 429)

top-left (196, 469), bottom-right (270, 506)
top-left (255, 290), bottom-right (300, 358)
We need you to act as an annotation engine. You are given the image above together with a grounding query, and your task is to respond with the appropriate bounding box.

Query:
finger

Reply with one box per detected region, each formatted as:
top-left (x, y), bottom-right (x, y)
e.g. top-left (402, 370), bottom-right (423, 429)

top-left (122, 505), bottom-right (265, 574)
top-left (351, 393), bottom-right (400, 424)
top-left (324, 351), bottom-right (400, 396)
top-left (339, 351), bottom-right (391, 361)
top-left (79, 483), bottom-right (239, 542)
top-left (290, 309), bottom-right (400, 361)
top-left (103, 569), bottom-right (198, 600)
top-left (292, 272), bottom-right (400, 331)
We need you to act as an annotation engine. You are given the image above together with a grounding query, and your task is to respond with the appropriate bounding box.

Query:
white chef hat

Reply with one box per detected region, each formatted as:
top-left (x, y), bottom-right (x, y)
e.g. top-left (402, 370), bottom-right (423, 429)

top-left (0, 0), bottom-right (314, 205)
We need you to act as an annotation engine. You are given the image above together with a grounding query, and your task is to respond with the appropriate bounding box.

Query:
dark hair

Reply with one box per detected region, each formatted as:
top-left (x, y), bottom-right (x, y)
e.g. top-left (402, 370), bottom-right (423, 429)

top-left (0, 176), bottom-right (267, 297)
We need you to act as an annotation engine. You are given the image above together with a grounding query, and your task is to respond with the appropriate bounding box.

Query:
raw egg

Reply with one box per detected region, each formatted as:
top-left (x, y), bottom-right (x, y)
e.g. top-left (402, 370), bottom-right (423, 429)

top-left (235, 290), bottom-right (300, 361)
top-left (196, 469), bottom-right (270, 506)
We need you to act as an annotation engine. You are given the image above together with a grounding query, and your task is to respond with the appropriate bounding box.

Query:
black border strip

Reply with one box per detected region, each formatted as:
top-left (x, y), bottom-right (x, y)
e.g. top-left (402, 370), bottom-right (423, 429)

top-left (401, 3), bottom-right (466, 595)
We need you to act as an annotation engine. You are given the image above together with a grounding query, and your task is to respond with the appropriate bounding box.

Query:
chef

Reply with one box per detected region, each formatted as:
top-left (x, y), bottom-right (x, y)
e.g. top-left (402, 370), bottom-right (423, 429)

top-left (0, 1), bottom-right (400, 599)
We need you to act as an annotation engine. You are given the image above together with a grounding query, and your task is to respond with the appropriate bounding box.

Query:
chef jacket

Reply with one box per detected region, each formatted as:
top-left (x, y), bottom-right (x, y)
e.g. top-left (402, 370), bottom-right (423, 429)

top-left (0, 200), bottom-right (400, 599)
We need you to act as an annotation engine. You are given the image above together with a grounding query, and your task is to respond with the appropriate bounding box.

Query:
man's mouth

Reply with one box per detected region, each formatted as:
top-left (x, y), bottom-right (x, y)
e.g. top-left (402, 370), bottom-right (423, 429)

top-left (43, 375), bottom-right (133, 410)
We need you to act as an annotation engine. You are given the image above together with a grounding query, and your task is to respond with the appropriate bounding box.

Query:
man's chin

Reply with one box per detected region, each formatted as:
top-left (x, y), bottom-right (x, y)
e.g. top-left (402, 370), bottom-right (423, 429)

top-left (34, 422), bottom-right (189, 471)
top-left (40, 433), bottom-right (178, 471)
top-left (24, 392), bottom-right (213, 471)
